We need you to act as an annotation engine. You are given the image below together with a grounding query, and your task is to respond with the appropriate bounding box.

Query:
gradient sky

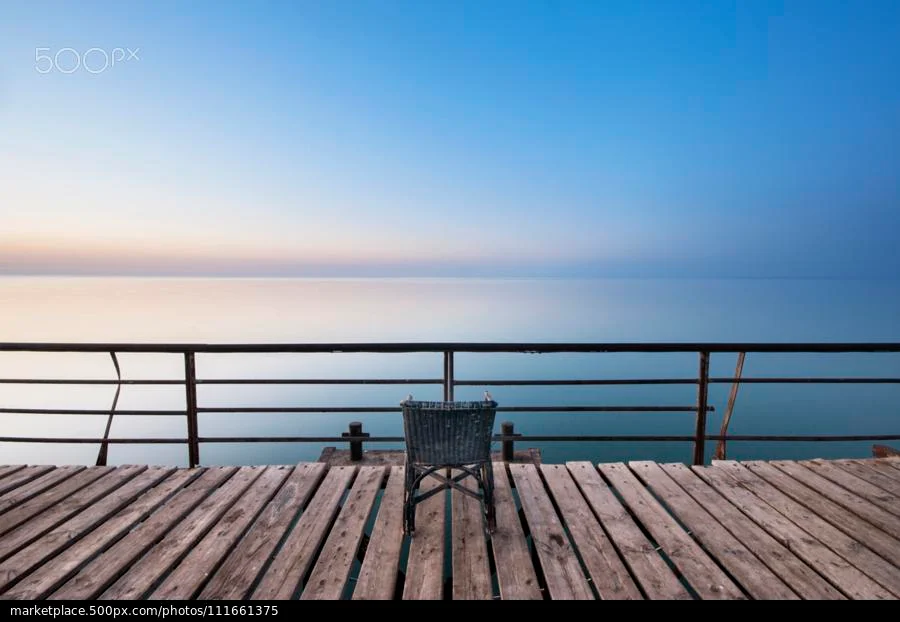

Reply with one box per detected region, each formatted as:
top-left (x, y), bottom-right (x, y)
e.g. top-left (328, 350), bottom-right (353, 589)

top-left (1, 1), bottom-right (899, 277)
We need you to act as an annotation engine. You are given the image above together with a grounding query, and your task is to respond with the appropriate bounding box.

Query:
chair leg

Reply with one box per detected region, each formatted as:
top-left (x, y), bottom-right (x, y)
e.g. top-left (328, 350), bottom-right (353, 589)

top-left (403, 463), bottom-right (416, 536)
top-left (482, 463), bottom-right (496, 533)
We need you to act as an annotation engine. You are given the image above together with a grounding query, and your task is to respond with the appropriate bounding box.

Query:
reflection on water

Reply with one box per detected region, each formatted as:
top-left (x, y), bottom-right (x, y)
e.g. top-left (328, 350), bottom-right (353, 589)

top-left (0, 277), bottom-right (898, 466)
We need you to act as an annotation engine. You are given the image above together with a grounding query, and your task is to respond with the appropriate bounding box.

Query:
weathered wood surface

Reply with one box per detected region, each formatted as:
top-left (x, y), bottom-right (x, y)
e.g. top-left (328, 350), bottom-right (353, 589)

top-left (599, 462), bottom-right (745, 600)
top-left (0, 467), bottom-right (112, 538)
top-left (0, 466), bottom-right (143, 563)
top-left (770, 460), bottom-right (900, 540)
top-left (801, 459), bottom-right (900, 517)
top-left (834, 459), bottom-right (900, 496)
top-left (660, 462), bottom-right (841, 599)
top-left (0, 466), bottom-right (80, 514)
top-left (567, 461), bottom-right (690, 600)
top-left (715, 461), bottom-right (900, 598)
top-left (2, 469), bottom-right (200, 600)
top-left (629, 461), bottom-right (798, 600)
top-left (352, 466), bottom-right (407, 600)
top-left (0, 466), bottom-right (26, 482)
top-left (0, 458), bottom-right (894, 600)
top-left (100, 467), bottom-right (264, 600)
top-left (50, 467), bottom-right (238, 600)
top-left (450, 469), bottom-right (493, 600)
top-left (695, 464), bottom-right (894, 600)
top-left (864, 459), bottom-right (900, 481)
top-left (252, 466), bottom-right (356, 600)
top-left (743, 460), bottom-right (900, 564)
top-left (151, 466), bottom-right (292, 600)
top-left (486, 462), bottom-right (541, 600)
top-left (402, 475), bottom-right (446, 600)
top-left (0, 467), bottom-right (173, 593)
top-left (542, 463), bottom-right (641, 599)
top-left (301, 466), bottom-right (384, 600)
top-left (0, 466), bottom-right (56, 499)
top-left (509, 463), bottom-right (593, 600)
top-left (198, 462), bottom-right (326, 600)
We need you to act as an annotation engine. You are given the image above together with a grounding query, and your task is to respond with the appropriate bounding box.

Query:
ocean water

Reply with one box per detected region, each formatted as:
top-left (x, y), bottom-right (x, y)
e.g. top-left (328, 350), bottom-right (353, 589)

top-left (0, 276), bottom-right (898, 467)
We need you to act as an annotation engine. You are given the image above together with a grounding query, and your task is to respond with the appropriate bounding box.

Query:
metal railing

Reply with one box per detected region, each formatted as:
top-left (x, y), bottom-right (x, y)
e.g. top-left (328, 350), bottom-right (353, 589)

top-left (1, 342), bottom-right (899, 467)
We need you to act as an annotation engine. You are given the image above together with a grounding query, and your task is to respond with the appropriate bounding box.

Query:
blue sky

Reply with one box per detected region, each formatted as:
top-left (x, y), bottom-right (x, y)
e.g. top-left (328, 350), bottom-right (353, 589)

top-left (1, 1), bottom-right (898, 277)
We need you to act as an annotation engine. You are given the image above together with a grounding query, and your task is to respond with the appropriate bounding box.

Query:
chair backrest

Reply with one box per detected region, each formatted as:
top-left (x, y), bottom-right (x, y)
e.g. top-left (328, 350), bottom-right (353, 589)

top-left (401, 399), bottom-right (497, 466)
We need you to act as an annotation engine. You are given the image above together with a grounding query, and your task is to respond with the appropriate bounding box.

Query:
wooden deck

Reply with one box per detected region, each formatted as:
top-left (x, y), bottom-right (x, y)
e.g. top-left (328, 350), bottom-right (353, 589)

top-left (0, 457), bottom-right (897, 600)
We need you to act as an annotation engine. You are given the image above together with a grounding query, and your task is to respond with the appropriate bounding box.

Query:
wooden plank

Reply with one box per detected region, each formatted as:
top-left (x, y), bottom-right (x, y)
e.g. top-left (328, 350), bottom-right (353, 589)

top-left (0, 467), bottom-right (84, 516)
top-left (803, 459), bottom-right (900, 515)
top-left (743, 460), bottom-right (900, 580)
top-left (629, 461), bottom-right (798, 600)
top-left (0, 467), bottom-right (26, 483)
top-left (99, 466), bottom-right (264, 600)
top-left (835, 460), bottom-right (900, 495)
top-left (660, 464), bottom-right (845, 600)
top-left (0, 466), bottom-right (142, 563)
top-left (485, 463), bottom-right (541, 600)
top-left (567, 461), bottom-right (689, 600)
top-left (661, 462), bottom-right (842, 599)
top-left (402, 475), bottom-right (447, 600)
top-left (716, 461), bottom-right (900, 598)
top-left (49, 467), bottom-right (238, 600)
top-left (450, 468), bottom-right (492, 600)
top-left (695, 464), bottom-right (893, 599)
top-left (252, 465), bottom-right (357, 600)
top-left (198, 462), bottom-right (326, 600)
top-left (0, 467), bottom-right (111, 537)
top-left (770, 460), bottom-right (900, 541)
top-left (301, 466), bottom-right (385, 600)
top-left (150, 466), bottom-right (293, 600)
top-left (509, 463), bottom-right (593, 600)
top-left (865, 459), bottom-right (900, 483)
top-left (0, 466), bottom-right (173, 593)
top-left (542, 464), bottom-right (641, 599)
top-left (353, 466), bottom-right (407, 600)
top-left (0, 466), bottom-right (55, 498)
top-left (599, 462), bottom-right (744, 600)
top-left (1, 469), bottom-right (200, 600)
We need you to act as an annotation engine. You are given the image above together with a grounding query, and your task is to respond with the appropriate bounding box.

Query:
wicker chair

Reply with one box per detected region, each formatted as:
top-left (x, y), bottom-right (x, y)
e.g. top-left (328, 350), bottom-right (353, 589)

top-left (400, 396), bottom-right (497, 536)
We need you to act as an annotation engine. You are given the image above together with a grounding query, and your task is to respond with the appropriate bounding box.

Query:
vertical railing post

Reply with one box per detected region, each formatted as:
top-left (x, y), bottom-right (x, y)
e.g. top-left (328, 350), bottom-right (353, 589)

top-left (693, 351), bottom-right (710, 465)
top-left (443, 350), bottom-right (454, 401)
top-left (501, 421), bottom-right (516, 462)
top-left (184, 352), bottom-right (200, 468)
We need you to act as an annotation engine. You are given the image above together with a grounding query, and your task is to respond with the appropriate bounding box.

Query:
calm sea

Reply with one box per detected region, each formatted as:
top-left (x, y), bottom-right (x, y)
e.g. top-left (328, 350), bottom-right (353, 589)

top-left (1, 277), bottom-right (898, 466)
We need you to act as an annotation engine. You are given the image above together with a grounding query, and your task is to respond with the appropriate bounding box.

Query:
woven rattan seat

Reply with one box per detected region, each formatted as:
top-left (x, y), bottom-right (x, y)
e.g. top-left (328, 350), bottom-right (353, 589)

top-left (400, 397), bottom-right (497, 535)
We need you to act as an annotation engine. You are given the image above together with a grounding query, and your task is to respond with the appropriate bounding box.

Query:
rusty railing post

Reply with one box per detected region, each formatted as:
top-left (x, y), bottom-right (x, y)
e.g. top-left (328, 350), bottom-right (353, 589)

top-left (184, 352), bottom-right (200, 468)
top-left (95, 351), bottom-right (122, 467)
top-left (693, 351), bottom-right (710, 465)
top-left (342, 421), bottom-right (369, 461)
top-left (443, 350), bottom-right (454, 401)
top-left (714, 352), bottom-right (746, 460)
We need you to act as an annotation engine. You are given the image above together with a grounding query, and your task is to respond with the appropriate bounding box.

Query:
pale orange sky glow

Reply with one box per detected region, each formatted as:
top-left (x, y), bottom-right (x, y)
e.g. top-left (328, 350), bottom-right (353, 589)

top-left (1, 232), bottom-right (624, 276)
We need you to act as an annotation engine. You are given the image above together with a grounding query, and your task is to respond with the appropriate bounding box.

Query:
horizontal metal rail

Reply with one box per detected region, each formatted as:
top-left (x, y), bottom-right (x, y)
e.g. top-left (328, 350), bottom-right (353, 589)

top-left (3, 376), bottom-right (900, 385)
top-left (0, 405), bottom-right (714, 416)
top-left (0, 408), bottom-right (186, 416)
top-left (2, 434), bottom-right (899, 444)
top-left (194, 405), bottom-right (713, 414)
top-left (3, 342), bottom-right (900, 353)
